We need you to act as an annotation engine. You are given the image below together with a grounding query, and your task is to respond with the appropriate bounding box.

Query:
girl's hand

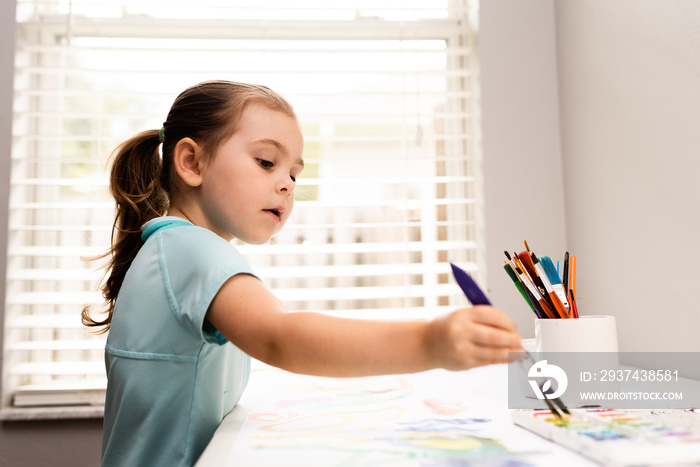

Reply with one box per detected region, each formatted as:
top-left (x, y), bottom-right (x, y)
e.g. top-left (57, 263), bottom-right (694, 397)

top-left (425, 306), bottom-right (521, 371)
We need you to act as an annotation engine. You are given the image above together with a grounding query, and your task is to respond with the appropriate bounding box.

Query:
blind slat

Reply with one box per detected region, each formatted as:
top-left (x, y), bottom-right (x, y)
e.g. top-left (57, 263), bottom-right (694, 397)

top-left (10, 362), bottom-right (106, 377)
top-left (8, 220), bottom-right (472, 235)
top-left (11, 175), bottom-right (475, 186)
top-left (8, 340), bottom-right (106, 352)
top-left (8, 260), bottom-right (475, 282)
top-left (7, 269), bottom-right (100, 281)
top-left (18, 18), bottom-right (466, 40)
top-left (8, 283), bottom-right (463, 307)
top-left (9, 240), bottom-right (477, 258)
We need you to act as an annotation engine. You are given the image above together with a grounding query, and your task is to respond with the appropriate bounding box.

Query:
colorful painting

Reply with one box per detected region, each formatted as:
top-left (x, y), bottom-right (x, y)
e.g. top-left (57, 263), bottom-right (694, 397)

top-left (223, 369), bottom-right (554, 466)
top-left (512, 407), bottom-right (700, 466)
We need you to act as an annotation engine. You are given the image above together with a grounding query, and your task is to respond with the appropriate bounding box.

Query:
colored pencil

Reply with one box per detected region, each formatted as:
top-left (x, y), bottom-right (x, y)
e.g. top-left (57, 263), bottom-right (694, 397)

top-left (503, 262), bottom-right (543, 318)
top-left (569, 288), bottom-right (579, 318)
top-left (569, 254), bottom-right (577, 297)
top-left (562, 251), bottom-right (570, 295)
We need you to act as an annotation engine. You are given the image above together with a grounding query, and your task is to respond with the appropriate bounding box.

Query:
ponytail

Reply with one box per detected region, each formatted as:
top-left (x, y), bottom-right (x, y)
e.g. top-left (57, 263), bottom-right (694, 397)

top-left (81, 129), bottom-right (169, 332)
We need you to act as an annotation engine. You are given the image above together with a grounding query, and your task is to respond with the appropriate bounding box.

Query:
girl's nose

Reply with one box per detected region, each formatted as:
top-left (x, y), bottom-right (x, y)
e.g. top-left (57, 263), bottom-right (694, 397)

top-left (277, 176), bottom-right (295, 195)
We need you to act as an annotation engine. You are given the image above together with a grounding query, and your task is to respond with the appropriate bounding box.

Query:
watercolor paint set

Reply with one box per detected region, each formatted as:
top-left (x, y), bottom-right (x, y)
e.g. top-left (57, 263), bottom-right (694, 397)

top-left (511, 407), bottom-right (700, 466)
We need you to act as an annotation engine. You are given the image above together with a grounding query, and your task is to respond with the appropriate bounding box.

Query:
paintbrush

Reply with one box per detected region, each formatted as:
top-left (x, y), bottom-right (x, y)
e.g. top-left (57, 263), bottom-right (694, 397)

top-left (503, 261), bottom-right (543, 318)
top-left (450, 262), bottom-right (569, 419)
top-left (562, 251), bottom-right (570, 296)
top-left (540, 256), bottom-right (571, 314)
top-left (530, 251), bottom-right (568, 319)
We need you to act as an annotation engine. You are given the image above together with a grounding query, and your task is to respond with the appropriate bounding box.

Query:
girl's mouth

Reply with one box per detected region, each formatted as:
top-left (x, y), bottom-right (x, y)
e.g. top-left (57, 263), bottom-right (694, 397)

top-left (264, 208), bottom-right (283, 220)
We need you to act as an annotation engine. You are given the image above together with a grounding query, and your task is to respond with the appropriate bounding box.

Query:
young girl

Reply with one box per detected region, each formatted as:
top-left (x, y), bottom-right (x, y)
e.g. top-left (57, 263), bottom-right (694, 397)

top-left (83, 80), bottom-right (522, 467)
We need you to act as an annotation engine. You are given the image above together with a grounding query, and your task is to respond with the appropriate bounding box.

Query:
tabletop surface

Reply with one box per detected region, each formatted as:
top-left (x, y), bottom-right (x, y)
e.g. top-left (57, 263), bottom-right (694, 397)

top-left (196, 362), bottom-right (599, 467)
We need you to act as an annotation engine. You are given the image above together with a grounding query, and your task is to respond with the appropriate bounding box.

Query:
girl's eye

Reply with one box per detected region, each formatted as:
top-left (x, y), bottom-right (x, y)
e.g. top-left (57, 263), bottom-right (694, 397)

top-left (290, 175), bottom-right (296, 183)
top-left (257, 158), bottom-right (274, 169)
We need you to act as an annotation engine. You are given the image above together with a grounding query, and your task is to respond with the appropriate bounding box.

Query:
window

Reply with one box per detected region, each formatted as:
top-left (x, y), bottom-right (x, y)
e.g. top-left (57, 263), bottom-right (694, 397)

top-left (3, 0), bottom-right (483, 412)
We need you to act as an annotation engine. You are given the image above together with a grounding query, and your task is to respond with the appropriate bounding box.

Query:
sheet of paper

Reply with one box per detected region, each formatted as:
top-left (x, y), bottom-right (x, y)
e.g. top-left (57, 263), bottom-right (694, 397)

top-left (222, 366), bottom-right (596, 466)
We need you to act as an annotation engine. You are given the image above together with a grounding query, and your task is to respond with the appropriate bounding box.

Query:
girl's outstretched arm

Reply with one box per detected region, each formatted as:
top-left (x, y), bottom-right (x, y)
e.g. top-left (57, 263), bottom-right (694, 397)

top-left (207, 274), bottom-right (521, 377)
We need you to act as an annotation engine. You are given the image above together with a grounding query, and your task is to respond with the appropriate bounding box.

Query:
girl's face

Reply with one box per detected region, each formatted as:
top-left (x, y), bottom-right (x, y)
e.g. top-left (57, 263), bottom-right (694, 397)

top-left (197, 104), bottom-right (304, 244)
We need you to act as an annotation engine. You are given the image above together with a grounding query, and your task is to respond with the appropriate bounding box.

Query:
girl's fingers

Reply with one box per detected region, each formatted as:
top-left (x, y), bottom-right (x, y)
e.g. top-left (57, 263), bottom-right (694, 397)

top-left (469, 322), bottom-right (521, 348)
top-left (469, 305), bottom-right (518, 332)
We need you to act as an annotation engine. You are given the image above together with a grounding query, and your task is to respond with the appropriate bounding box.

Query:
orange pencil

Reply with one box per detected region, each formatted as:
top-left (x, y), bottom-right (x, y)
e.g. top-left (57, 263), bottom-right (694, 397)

top-left (569, 254), bottom-right (577, 297)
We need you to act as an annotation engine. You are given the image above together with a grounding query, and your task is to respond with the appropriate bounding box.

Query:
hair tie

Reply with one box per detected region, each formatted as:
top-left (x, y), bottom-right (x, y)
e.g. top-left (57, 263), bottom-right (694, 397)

top-left (158, 127), bottom-right (165, 142)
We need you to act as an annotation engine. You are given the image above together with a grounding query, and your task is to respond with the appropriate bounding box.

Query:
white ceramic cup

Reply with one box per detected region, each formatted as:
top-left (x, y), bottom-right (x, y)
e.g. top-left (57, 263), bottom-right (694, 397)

top-left (535, 315), bottom-right (618, 353)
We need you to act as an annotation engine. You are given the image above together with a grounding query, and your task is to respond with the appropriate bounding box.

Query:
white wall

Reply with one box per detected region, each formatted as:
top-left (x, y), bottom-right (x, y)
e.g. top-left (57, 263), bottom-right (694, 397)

top-left (481, 0), bottom-right (567, 337)
top-left (482, 0), bottom-right (700, 352)
top-left (555, 0), bottom-right (700, 352)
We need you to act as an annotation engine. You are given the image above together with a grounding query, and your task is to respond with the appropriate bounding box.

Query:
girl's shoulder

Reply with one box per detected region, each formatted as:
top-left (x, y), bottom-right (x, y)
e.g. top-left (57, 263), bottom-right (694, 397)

top-left (142, 216), bottom-right (248, 271)
top-left (141, 216), bottom-right (196, 242)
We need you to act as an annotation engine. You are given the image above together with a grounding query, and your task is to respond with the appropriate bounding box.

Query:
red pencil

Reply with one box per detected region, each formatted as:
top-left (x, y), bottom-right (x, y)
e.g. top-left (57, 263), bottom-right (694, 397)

top-left (569, 289), bottom-right (579, 318)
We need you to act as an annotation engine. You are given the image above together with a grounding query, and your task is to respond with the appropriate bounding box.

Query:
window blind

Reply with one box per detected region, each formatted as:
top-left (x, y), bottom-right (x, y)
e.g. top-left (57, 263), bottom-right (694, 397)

top-left (4, 0), bottom-right (484, 409)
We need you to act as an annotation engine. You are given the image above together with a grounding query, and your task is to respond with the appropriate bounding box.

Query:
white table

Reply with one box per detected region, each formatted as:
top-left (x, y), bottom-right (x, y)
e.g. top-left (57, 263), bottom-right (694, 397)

top-left (196, 363), bottom-right (598, 466)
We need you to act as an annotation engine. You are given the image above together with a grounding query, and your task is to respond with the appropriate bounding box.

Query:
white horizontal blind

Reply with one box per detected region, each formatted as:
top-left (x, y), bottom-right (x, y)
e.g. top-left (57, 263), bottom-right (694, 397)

top-left (4, 0), bottom-right (484, 408)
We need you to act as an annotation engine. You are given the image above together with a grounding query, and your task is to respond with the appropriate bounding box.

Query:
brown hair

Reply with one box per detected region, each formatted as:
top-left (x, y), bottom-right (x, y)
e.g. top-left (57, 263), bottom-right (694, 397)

top-left (82, 81), bottom-right (296, 332)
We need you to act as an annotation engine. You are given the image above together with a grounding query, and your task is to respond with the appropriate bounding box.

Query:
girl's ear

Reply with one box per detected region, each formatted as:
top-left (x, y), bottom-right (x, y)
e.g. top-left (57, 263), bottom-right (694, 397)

top-left (172, 137), bottom-right (205, 187)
